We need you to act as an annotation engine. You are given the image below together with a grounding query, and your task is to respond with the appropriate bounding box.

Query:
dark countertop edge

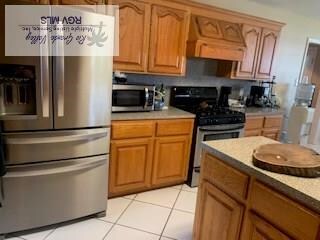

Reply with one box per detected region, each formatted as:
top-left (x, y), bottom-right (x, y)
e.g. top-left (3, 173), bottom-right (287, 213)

top-left (201, 143), bottom-right (320, 214)
top-left (111, 115), bottom-right (196, 121)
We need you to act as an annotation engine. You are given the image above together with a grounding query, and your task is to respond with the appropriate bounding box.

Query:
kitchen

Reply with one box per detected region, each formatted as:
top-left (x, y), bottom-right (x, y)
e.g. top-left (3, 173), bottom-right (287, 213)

top-left (0, 0), bottom-right (320, 240)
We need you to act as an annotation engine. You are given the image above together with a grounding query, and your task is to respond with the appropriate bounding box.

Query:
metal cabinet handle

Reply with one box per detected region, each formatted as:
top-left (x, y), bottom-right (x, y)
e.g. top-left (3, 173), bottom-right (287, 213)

top-left (5, 130), bottom-right (108, 145)
top-left (56, 22), bottom-right (65, 117)
top-left (5, 157), bottom-right (106, 178)
top-left (144, 88), bottom-right (149, 109)
top-left (40, 23), bottom-right (50, 118)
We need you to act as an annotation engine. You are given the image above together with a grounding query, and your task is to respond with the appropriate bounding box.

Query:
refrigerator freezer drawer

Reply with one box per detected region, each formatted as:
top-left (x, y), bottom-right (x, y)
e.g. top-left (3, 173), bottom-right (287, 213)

top-left (3, 128), bottom-right (110, 165)
top-left (0, 155), bottom-right (108, 234)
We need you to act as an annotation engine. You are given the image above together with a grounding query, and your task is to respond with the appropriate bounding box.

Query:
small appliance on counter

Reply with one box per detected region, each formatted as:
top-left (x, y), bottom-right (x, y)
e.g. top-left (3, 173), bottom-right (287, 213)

top-left (171, 86), bottom-right (245, 187)
top-left (218, 86), bottom-right (232, 107)
top-left (246, 86), bottom-right (266, 107)
top-left (112, 83), bottom-right (155, 112)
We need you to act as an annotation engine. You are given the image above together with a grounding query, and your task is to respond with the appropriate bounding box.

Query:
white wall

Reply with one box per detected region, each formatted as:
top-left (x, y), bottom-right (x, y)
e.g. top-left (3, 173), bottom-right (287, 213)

top-left (194, 0), bottom-right (320, 111)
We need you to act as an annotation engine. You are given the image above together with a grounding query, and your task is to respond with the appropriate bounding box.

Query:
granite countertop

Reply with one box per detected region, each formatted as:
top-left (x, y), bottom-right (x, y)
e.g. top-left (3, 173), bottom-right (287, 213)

top-left (202, 136), bottom-right (320, 214)
top-left (111, 107), bottom-right (195, 121)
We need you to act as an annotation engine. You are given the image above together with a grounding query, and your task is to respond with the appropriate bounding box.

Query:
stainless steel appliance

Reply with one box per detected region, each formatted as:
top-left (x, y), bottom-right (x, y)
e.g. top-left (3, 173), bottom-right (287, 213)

top-left (171, 86), bottom-right (245, 187)
top-left (112, 84), bottom-right (155, 112)
top-left (0, 1), bottom-right (112, 237)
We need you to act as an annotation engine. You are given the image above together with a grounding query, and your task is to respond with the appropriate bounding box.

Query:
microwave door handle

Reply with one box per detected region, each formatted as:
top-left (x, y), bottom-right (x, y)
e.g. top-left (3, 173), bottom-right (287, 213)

top-left (40, 22), bottom-right (50, 118)
top-left (144, 88), bottom-right (149, 109)
top-left (56, 22), bottom-right (65, 117)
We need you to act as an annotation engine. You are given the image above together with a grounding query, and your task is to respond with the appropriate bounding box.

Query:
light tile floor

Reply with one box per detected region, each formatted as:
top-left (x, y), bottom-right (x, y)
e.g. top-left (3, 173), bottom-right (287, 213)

top-left (6, 184), bottom-right (198, 240)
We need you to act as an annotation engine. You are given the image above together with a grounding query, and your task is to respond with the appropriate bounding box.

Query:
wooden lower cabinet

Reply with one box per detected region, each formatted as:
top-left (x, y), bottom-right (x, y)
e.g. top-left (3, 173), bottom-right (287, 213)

top-left (242, 213), bottom-right (292, 240)
top-left (194, 152), bottom-right (320, 240)
top-left (245, 114), bottom-right (283, 140)
top-left (109, 138), bottom-right (153, 196)
top-left (152, 135), bottom-right (190, 186)
top-left (262, 128), bottom-right (279, 140)
top-left (109, 119), bottom-right (194, 197)
top-left (194, 181), bottom-right (244, 240)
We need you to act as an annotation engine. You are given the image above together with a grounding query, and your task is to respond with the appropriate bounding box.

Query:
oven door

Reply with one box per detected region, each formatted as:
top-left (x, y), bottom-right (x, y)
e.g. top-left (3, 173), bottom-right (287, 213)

top-left (191, 124), bottom-right (244, 187)
top-left (112, 85), bottom-right (154, 112)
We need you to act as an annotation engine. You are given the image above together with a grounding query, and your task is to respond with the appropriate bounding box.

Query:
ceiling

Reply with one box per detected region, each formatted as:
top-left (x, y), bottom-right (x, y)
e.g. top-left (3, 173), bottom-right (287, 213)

top-left (249, 0), bottom-right (320, 19)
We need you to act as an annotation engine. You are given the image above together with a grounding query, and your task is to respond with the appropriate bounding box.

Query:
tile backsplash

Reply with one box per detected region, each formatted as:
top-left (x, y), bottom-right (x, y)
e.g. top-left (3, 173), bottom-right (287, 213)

top-left (116, 58), bottom-right (260, 106)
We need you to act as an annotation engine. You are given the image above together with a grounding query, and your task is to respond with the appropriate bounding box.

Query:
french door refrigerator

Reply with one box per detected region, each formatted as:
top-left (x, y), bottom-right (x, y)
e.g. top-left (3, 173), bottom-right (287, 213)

top-left (0, 1), bottom-right (112, 235)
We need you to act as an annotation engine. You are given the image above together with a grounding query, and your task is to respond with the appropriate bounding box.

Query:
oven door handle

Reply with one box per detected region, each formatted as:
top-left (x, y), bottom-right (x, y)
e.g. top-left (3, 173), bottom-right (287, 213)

top-left (199, 126), bottom-right (244, 132)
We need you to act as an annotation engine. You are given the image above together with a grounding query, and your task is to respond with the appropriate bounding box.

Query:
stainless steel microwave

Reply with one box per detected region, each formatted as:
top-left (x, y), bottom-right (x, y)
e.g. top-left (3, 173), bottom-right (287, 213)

top-left (112, 84), bottom-right (155, 112)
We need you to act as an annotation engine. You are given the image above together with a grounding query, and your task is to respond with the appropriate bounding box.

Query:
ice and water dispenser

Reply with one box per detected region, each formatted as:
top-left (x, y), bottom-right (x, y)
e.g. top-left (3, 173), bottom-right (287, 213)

top-left (0, 64), bottom-right (36, 116)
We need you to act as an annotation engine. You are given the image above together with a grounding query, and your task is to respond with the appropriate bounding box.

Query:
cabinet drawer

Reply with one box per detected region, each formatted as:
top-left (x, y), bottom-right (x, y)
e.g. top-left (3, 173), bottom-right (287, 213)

top-left (112, 121), bottom-right (155, 139)
top-left (156, 119), bottom-right (194, 137)
top-left (202, 154), bottom-right (249, 200)
top-left (245, 116), bottom-right (264, 130)
top-left (251, 182), bottom-right (320, 240)
top-left (264, 115), bottom-right (283, 128)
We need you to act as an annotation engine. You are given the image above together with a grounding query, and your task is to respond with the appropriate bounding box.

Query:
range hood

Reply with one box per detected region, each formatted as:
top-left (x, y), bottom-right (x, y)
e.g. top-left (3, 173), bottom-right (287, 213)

top-left (187, 16), bottom-right (247, 61)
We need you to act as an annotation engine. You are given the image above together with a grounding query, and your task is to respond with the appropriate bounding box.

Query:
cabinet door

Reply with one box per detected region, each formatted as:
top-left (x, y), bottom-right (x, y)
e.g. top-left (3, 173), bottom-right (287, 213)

top-left (148, 5), bottom-right (189, 75)
top-left (152, 135), bottom-right (190, 185)
top-left (109, 138), bottom-right (153, 196)
top-left (234, 25), bottom-right (261, 79)
top-left (193, 181), bottom-right (244, 240)
top-left (255, 28), bottom-right (279, 80)
top-left (112, 0), bottom-right (150, 72)
top-left (241, 213), bottom-right (292, 240)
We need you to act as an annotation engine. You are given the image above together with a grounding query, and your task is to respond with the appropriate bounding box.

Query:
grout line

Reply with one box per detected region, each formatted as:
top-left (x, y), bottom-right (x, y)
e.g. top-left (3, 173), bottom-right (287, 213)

top-left (170, 208), bottom-right (195, 215)
top-left (132, 199), bottom-right (173, 210)
top-left (159, 187), bottom-right (183, 238)
top-left (43, 227), bottom-right (57, 240)
top-left (114, 223), bottom-right (161, 237)
top-left (102, 196), bottom-right (135, 240)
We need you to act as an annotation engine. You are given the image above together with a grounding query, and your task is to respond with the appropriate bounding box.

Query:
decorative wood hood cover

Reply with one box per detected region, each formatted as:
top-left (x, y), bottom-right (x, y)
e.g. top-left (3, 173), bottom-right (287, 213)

top-left (187, 16), bottom-right (247, 61)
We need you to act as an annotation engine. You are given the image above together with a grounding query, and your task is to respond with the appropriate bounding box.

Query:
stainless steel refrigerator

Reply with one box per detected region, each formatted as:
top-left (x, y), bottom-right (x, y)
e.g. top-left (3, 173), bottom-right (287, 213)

top-left (0, 1), bottom-right (112, 236)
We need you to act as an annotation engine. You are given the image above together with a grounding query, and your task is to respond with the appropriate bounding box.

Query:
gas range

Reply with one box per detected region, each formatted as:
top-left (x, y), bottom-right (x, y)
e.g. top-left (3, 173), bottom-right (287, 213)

top-left (170, 86), bottom-right (246, 187)
top-left (170, 86), bottom-right (245, 126)
top-left (195, 107), bottom-right (245, 126)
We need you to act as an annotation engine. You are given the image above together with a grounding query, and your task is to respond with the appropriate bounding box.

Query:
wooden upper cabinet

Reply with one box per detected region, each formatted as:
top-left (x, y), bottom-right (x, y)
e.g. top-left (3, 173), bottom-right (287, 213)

top-left (255, 28), bottom-right (279, 79)
top-left (234, 25), bottom-right (261, 79)
top-left (112, 0), bottom-right (150, 72)
top-left (51, 0), bottom-right (103, 4)
top-left (241, 213), bottom-right (293, 240)
top-left (193, 181), bottom-right (244, 240)
top-left (148, 5), bottom-right (189, 75)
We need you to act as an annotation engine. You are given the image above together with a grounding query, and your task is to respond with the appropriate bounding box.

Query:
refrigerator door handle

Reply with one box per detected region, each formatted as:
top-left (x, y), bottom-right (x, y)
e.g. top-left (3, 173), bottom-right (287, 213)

top-left (40, 23), bottom-right (50, 118)
top-left (56, 22), bottom-right (65, 117)
top-left (5, 129), bottom-right (108, 145)
top-left (5, 156), bottom-right (106, 178)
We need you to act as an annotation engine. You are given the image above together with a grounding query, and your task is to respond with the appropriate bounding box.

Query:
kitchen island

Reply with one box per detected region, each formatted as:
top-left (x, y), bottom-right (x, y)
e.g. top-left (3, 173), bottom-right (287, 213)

top-left (194, 136), bottom-right (320, 240)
